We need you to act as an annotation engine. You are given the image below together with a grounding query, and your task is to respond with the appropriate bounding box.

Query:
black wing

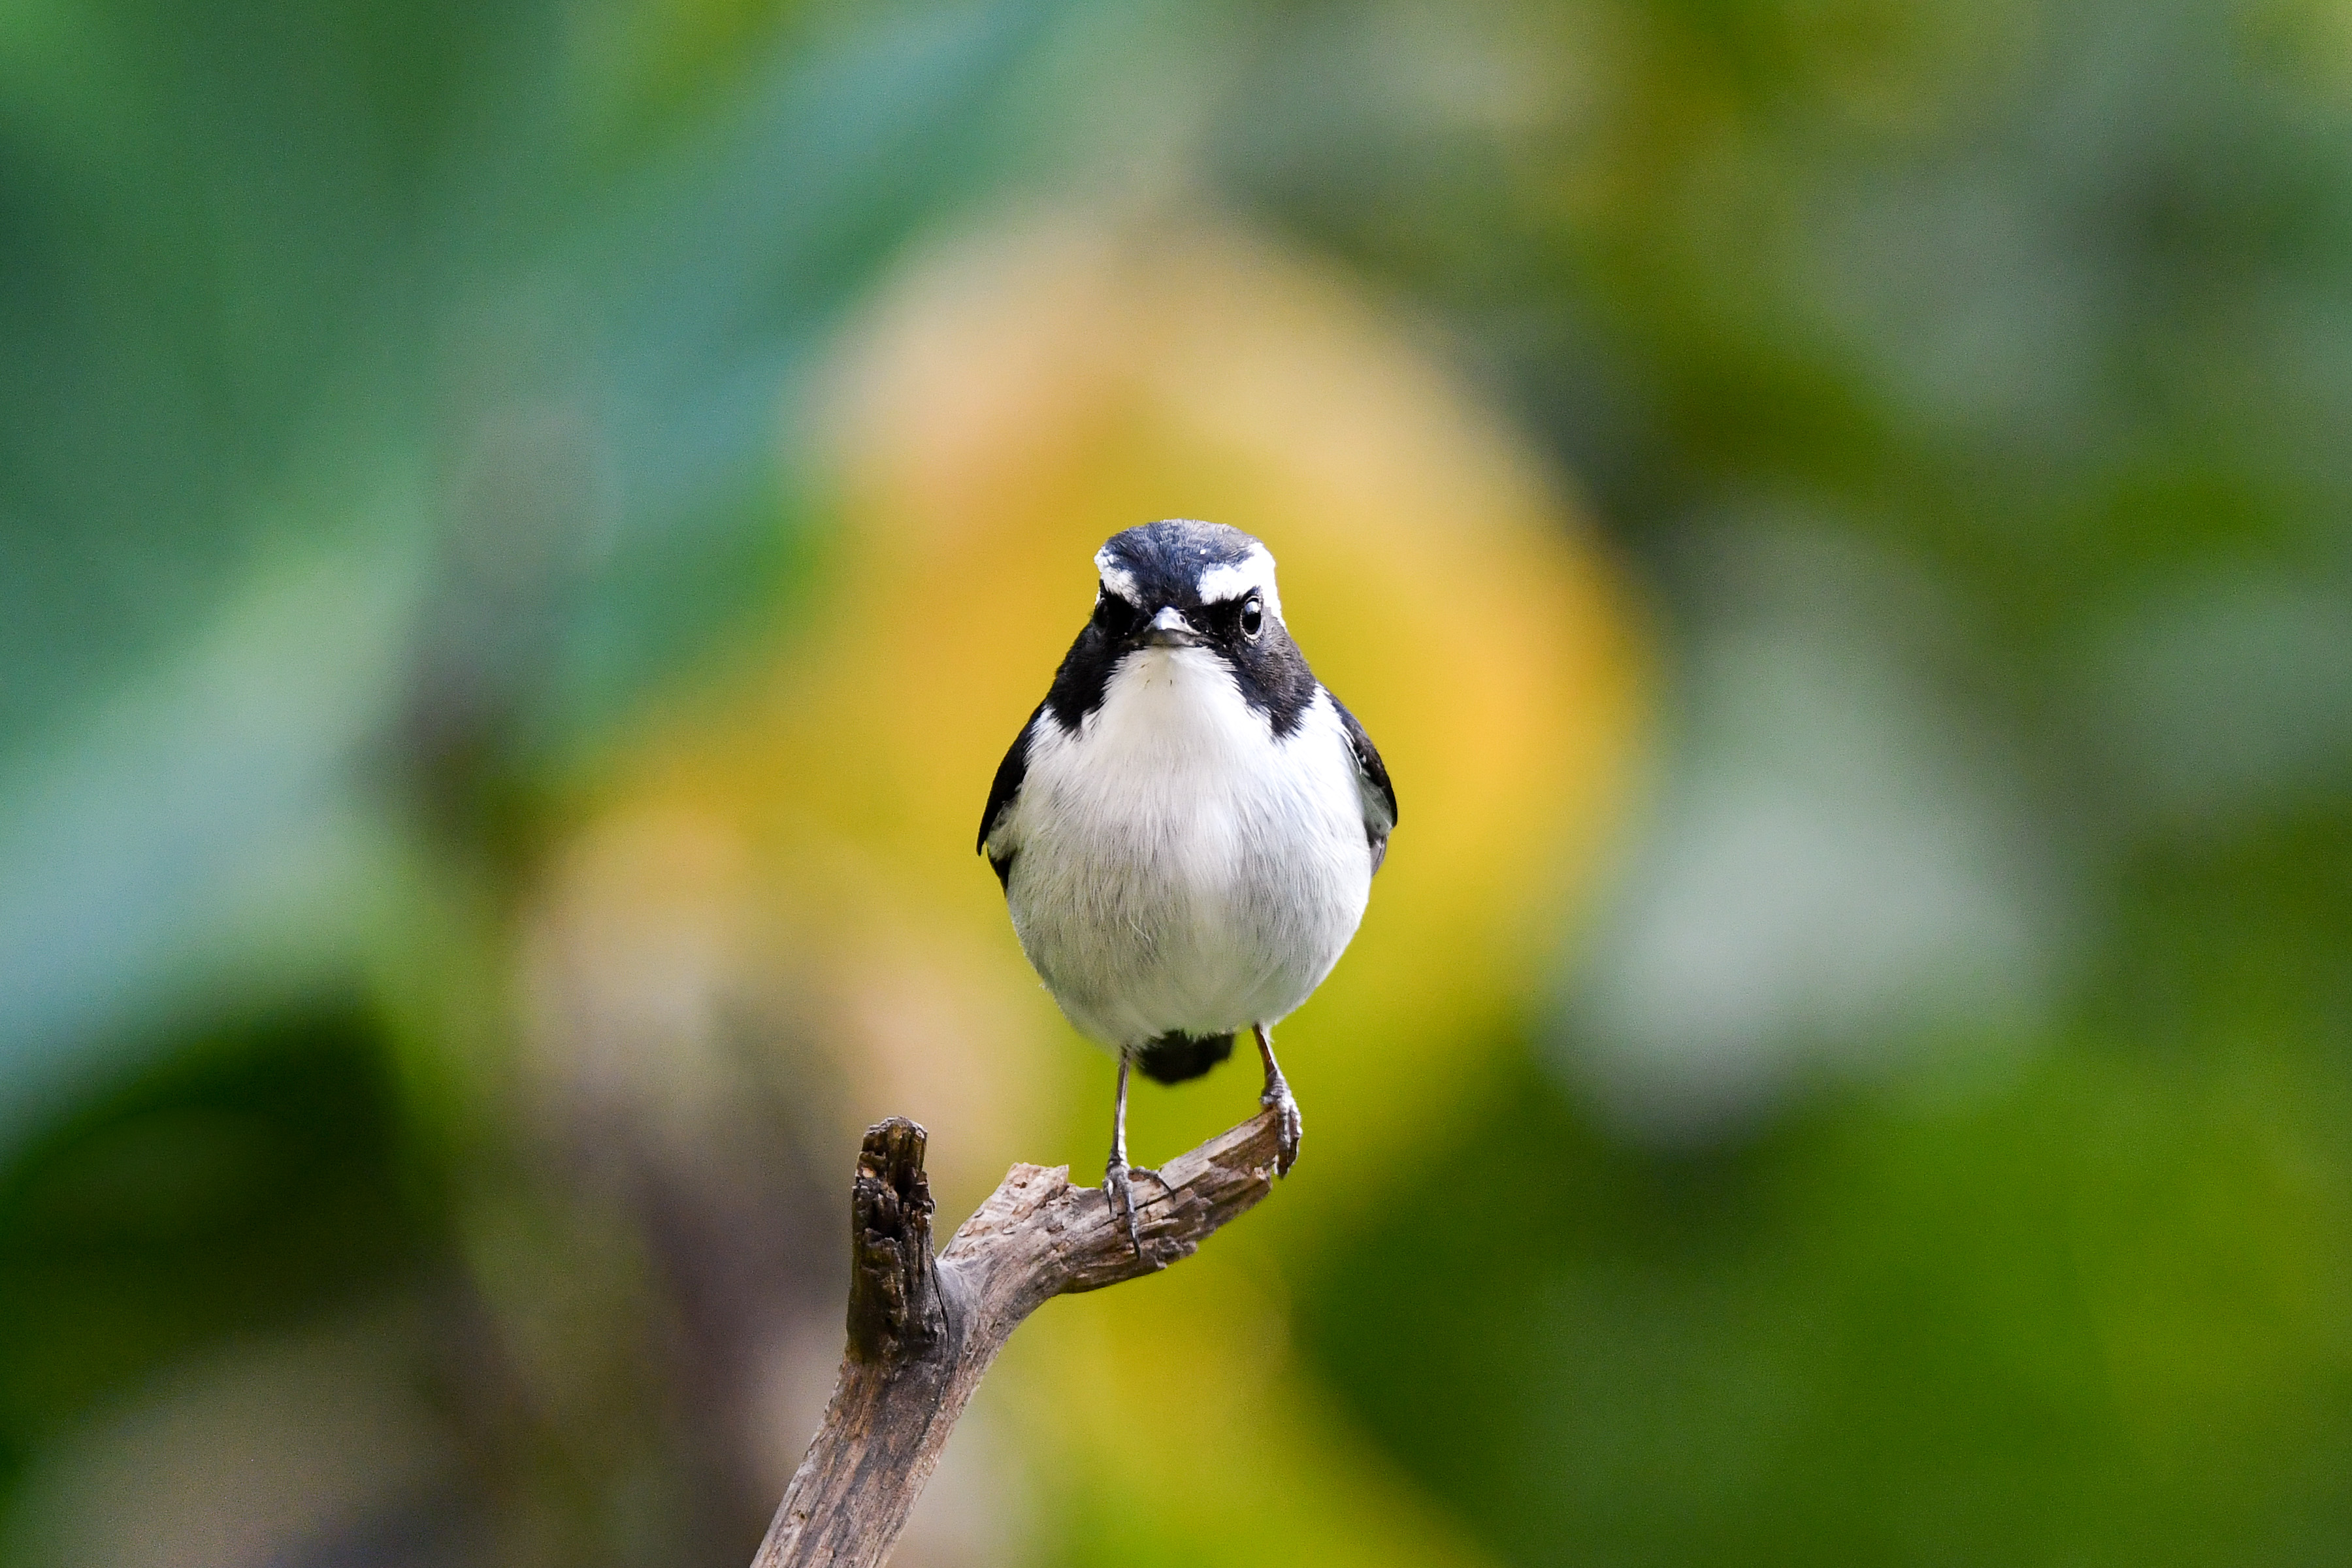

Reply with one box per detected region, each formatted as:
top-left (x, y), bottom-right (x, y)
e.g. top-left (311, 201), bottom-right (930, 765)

top-left (1328, 693), bottom-right (1397, 873)
top-left (977, 704), bottom-right (1043, 890)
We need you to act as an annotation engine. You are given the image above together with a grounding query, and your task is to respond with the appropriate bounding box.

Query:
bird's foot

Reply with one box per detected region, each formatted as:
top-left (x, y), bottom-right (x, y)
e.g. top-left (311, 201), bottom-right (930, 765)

top-left (1260, 1077), bottom-right (1303, 1177)
top-left (1104, 1156), bottom-right (1146, 1258)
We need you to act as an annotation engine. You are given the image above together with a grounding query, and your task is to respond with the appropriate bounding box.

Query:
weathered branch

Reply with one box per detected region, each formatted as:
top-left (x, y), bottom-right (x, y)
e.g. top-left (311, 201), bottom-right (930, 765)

top-left (751, 1107), bottom-right (1285, 1568)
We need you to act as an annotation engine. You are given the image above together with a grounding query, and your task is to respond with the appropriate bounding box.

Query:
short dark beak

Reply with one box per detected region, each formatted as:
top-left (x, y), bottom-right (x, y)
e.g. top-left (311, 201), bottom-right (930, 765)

top-left (1133, 606), bottom-right (1201, 648)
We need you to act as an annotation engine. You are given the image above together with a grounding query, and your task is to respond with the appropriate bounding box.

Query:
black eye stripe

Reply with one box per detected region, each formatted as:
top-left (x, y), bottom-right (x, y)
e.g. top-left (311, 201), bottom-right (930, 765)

top-left (1090, 585), bottom-right (1265, 642)
top-left (1092, 589), bottom-right (1139, 636)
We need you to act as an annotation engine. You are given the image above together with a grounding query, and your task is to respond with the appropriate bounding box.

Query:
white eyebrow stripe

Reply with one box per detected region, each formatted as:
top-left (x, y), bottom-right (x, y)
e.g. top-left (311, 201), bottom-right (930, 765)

top-left (1093, 547), bottom-right (1141, 604)
top-left (1195, 546), bottom-right (1282, 620)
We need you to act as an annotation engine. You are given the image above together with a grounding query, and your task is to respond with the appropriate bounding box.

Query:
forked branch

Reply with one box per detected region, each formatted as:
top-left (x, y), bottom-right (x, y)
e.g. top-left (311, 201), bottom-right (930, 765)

top-left (751, 1107), bottom-right (1286, 1568)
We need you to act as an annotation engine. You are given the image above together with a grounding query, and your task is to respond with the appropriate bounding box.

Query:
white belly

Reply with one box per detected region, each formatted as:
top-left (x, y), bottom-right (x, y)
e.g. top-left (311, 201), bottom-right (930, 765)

top-left (1000, 647), bottom-right (1372, 1049)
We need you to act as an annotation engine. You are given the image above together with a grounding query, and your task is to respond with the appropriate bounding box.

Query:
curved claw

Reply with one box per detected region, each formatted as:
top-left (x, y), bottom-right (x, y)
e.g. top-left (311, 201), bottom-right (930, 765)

top-left (1260, 1081), bottom-right (1303, 1177)
top-left (1104, 1158), bottom-right (1145, 1258)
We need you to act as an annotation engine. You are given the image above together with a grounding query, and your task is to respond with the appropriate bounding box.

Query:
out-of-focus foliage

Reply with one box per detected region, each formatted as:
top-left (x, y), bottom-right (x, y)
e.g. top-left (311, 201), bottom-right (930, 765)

top-left (5, 0), bottom-right (2351, 1565)
top-left (1206, 3), bottom-right (2352, 1562)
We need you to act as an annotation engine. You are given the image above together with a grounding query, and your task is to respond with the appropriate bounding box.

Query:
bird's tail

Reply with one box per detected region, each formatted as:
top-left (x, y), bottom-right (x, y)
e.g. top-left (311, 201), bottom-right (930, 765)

top-left (1133, 1031), bottom-right (1234, 1085)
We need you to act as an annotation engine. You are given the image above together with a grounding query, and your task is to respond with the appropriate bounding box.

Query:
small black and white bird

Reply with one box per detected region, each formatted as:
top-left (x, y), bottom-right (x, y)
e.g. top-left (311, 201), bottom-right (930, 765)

top-left (978, 519), bottom-right (1396, 1250)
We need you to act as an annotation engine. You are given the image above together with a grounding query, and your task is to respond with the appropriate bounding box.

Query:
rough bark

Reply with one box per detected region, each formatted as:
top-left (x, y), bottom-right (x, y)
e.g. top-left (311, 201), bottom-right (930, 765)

top-left (750, 1106), bottom-right (1285, 1568)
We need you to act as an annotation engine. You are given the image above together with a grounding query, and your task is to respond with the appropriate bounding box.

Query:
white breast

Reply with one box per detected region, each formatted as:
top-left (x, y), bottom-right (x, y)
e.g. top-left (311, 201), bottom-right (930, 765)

top-left (996, 646), bottom-right (1373, 1050)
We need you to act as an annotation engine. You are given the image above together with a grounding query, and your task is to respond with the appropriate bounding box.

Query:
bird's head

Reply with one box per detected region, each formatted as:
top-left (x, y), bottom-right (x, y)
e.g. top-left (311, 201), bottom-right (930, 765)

top-left (1039, 519), bottom-right (1317, 736)
top-left (1086, 518), bottom-right (1284, 658)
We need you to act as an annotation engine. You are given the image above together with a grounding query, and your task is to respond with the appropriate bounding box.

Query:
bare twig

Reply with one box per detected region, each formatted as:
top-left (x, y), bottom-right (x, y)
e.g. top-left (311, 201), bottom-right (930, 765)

top-left (751, 1107), bottom-right (1285, 1567)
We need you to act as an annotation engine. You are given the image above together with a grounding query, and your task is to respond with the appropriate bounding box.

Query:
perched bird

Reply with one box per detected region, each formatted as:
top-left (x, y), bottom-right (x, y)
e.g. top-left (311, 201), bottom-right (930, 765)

top-left (978, 519), bottom-right (1396, 1250)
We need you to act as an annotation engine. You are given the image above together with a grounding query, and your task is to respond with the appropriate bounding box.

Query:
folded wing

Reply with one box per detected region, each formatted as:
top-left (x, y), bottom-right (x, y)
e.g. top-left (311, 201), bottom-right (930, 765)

top-left (1327, 693), bottom-right (1397, 873)
top-left (977, 704), bottom-right (1043, 890)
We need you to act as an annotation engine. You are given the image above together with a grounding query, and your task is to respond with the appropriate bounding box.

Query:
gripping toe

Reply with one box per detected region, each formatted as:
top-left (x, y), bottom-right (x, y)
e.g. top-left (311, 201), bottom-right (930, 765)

top-left (1260, 1083), bottom-right (1303, 1177)
top-left (1104, 1159), bottom-right (1144, 1256)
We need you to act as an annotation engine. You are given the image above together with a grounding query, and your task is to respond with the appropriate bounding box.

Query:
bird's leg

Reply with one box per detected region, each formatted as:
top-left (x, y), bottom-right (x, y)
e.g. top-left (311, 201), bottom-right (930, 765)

top-left (1254, 1024), bottom-right (1303, 1177)
top-left (1105, 1054), bottom-right (1145, 1257)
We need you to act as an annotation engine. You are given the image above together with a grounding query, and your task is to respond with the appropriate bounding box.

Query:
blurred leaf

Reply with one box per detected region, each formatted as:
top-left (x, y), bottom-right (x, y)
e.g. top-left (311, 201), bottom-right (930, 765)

top-left (0, 1000), bottom-right (433, 1489)
top-left (1303, 1048), bottom-right (2352, 1568)
top-left (0, 529), bottom-right (419, 1141)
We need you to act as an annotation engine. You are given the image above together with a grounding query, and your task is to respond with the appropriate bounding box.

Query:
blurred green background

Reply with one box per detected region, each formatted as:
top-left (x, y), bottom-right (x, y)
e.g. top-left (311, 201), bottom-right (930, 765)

top-left (5, 0), bottom-right (2352, 1564)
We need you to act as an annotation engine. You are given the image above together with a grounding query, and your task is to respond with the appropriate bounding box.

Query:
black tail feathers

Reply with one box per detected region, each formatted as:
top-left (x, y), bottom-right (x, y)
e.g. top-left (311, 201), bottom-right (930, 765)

top-left (1134, 1031), bottom-right (1235, 1085)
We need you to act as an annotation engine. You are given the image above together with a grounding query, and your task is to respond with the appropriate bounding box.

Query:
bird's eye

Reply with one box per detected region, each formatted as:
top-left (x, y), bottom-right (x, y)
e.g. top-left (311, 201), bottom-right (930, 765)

top-left (1094, 589), bottom-right (1135, 637)
top-left (1239, 595), bottom-right (1264, 638)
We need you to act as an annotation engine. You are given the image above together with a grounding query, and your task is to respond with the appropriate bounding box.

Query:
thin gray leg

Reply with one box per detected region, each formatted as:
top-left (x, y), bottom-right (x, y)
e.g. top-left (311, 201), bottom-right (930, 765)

top-left (1105, 1054), bottom-right (1143, 1256)
top-left (1254, 1024), bottom-right (1303, 1177)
